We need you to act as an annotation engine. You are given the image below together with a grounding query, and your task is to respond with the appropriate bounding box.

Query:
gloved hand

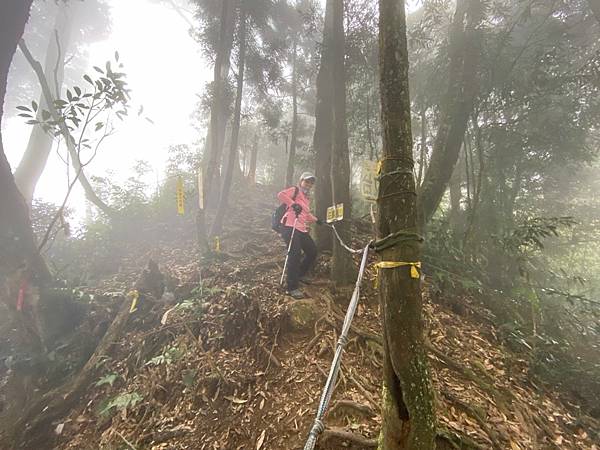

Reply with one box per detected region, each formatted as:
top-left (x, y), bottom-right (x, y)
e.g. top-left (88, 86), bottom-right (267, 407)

top-left (291, 203), bottom-right (302, 215)
top-left (316, 218), bottom-right (324, 225)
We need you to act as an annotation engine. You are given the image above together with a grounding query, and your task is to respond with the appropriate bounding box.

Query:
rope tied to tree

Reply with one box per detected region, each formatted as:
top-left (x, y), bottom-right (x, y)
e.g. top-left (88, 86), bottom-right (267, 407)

top-left (302, 243), bottom-right (371, 450)
top-left (371, 230), bottom-right (424, 252)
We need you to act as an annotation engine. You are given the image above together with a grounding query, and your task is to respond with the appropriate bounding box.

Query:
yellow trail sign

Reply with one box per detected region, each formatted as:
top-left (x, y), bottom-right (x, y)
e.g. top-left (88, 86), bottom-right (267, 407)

top-left (326, 203), bottom-right (344, 223)
top-left (176, 176), bottom-right (185, 215)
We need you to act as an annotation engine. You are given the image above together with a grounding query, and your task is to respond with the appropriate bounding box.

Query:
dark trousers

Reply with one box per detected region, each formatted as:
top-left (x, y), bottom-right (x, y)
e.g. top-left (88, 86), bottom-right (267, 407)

top-left (281, 226), bottom-right (317, 291)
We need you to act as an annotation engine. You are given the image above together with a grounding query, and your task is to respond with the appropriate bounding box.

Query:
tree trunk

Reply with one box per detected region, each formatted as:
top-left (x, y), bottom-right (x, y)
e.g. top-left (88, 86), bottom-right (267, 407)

top-left (312, 0), bottom-right (334, 251)
top-left (202, 0), bottom-right (236, 209)
top-left (18, 40), bottom-right (115, 218)
top-left (448, 155), bottom-right (463, 238)
top-left (14, 1), bottom-right (73, 205)
top-left (210, 5), bottom-right (246, 237)
top-left (377, 0), bottom-right (436, 448)
top-left (330, 0), bottom-right (354, 285)
top-left (418, 0), bottom-right (483, 224)
top-left (416, 105), bottom-right (427, 188)
top-left (285, 40), bottom-right (298, 187)
top-left (247, 131), bottom-right (259, 184)
top-left (588, 0), bottom-right (600, 23)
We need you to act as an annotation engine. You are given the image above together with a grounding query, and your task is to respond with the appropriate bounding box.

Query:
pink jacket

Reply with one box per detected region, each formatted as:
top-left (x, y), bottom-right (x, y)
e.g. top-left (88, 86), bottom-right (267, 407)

top-left (277, 186), bottom-right (317, 233)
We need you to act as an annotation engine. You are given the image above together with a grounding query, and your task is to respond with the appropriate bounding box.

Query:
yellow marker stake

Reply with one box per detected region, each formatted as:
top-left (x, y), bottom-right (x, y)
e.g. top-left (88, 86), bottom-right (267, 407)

top-left (129, 290), bottom-right (139, 313)
top-left (214, 236), bottom-right (221, 253)
top-left (176, 176), bottom-right (185, 215)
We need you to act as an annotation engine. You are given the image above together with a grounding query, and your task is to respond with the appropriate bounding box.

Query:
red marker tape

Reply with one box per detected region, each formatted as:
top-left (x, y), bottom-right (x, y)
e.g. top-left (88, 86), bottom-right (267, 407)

top-left (16, 279), bottom-right (27, 311)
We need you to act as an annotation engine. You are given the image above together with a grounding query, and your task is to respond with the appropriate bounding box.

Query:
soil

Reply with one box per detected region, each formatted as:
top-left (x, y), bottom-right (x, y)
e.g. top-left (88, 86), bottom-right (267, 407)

top-left (3, 185), bottom-right (599, 450)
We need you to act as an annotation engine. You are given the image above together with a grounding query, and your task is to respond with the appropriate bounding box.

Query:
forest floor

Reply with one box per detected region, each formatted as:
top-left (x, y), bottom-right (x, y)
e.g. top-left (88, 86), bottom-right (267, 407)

top-left (6, 185), bottom-right (599, 450)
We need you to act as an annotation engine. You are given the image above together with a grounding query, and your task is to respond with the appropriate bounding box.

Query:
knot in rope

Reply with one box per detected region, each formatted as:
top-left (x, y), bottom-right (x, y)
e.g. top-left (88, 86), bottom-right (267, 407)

top-left (337, 335), bottom-right (349, 348)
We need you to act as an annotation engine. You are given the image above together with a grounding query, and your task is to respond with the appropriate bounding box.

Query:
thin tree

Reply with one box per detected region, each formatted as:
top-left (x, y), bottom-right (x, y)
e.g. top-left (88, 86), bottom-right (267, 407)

top-left (418, 0), bottom-right (483, 224)
top-left (210, 4), bottom-right (247, 237)
top-left (14, 1), bottom-right (74, 205)
top-left (285, 39), bottom-right (299, 186)
top-left (377, 0), bottom-right (436, 447)
top-left (330, 0), bottom-right (354, 284)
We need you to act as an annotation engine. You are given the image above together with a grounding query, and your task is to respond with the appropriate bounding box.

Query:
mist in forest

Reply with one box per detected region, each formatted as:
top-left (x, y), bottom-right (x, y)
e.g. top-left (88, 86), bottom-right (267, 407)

top-left (1, 0), bottom-right (599, 449)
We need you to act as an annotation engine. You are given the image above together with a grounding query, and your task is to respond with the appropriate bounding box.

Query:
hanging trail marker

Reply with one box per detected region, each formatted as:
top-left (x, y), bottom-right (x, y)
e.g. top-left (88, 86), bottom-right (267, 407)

top-left (326, 203), bottom-right (344, 223)
top-left (176, 176), bottom-right (185, 215)
top-left (360, 160), bottom-right (379, 201)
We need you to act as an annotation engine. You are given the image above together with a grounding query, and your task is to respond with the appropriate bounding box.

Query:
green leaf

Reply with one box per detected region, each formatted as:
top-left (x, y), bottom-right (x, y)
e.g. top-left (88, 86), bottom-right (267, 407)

top-left (16, 105), bottom-right (30, 112)
top-left (74, 86), bottom-right (82, 96)
top-left (83, 74), bottom-right (93, 84)
top-left (95, 373), bottom-right (119, 388)
top-left (115, 50), bottom-right (120, 62)
top-left (18, 113), bottom-right (33, 118)
top-left (31, 100), bottom-right (38, 112)
top-left (41, 110), bottom-right (51, 121)
top-left (93, 66), bottom-right (104, 74)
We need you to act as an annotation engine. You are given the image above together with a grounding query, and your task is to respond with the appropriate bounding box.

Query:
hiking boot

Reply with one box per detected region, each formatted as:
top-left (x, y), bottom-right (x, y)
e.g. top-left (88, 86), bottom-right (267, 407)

top-left (287, 289), bottom-right (305, 299)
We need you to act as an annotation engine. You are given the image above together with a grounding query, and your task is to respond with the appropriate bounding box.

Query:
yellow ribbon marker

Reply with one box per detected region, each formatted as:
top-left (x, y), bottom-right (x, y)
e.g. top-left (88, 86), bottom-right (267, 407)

top-left (129, 290), bottom-right (139, 313)
top-left (374, 261), bottom-right (421, 288)
top-left (176, 176), bottom-right (185, 215)
top-left (214, 236), bottom-right (221, 253)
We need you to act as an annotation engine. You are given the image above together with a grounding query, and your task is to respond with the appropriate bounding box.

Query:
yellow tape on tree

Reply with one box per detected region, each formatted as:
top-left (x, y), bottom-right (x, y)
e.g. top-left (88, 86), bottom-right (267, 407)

top-left (374, 261), bottom-right (421, 281)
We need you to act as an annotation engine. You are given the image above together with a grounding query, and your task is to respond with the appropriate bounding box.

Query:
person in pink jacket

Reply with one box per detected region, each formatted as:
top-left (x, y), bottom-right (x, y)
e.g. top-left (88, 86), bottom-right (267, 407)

top-left (277, 172), bottom-right (323, 299)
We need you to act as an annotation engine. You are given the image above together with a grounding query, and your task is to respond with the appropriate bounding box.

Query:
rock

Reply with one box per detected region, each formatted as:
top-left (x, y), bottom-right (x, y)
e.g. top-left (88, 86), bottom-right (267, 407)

top-left (287, 299), bottom-right (321, 331)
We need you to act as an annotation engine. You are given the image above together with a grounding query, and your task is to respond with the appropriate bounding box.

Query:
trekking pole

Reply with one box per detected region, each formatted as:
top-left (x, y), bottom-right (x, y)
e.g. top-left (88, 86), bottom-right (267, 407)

top-left (280, 216), bottom-right (299, 286)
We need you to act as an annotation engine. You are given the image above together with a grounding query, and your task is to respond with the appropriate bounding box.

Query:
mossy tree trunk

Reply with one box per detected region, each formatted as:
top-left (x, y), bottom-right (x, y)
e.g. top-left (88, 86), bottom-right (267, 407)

top-left (418, 0), bottom-right (483, 224)
top-left (330, 0), bottom-right (354, 284)
top-left (377, 0), bottom-right (436, 448)
top-left (312, 0), bottom-right (334, 251)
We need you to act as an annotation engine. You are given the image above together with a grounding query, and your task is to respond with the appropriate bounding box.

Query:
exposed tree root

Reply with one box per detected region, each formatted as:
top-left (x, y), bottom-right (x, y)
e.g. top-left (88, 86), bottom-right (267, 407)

top-left (3, 296), bottom-right (132, 448)
top-left (328, 399), bottom-right (376, 418)
top-left (321, 426), bottom-right (378, 448)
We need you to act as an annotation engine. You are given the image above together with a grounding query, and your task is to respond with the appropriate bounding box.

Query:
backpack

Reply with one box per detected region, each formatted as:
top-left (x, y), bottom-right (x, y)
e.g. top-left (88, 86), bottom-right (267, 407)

top-left (271, 186), bottom-right (299, 233)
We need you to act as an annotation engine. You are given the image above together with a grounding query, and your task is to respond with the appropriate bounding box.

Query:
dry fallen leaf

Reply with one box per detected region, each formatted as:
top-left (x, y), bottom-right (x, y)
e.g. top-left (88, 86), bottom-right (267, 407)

top-left (256, 429), bottom-right (266, 450)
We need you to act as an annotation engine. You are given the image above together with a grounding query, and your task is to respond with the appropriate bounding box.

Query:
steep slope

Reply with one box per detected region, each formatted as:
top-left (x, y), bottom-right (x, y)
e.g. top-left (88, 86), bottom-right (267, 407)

top-left (11, 185), bottom-right (599, 450)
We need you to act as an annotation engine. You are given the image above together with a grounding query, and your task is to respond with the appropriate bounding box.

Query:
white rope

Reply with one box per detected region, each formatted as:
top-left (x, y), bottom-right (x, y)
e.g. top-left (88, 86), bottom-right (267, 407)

top-left (329, 223), bottom-right (364, 254)
top-left (303, 243), bottom-right (371, 450)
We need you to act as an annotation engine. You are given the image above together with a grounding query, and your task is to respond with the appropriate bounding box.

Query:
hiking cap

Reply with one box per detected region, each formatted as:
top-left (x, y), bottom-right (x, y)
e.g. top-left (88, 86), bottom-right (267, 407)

top-left (300, 172), bottom-right (316, 182)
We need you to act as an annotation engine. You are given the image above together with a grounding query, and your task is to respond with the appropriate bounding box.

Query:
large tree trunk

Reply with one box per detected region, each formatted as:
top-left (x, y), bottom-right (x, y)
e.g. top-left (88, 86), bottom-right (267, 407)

top-left (312, 0), bottom-right (334, 251)
top-left (210, 5), bottom-right (246, 237)
top-left (418, 0), bottom-right (483, 224)
top-left (330, 0), bottom-right (354, 285)
top-left (18, 40), bottom-right (116, 218)
top-left (285, 40), bottom-right (298, 187)
top-left (14, 1), bottom-right (73, 205)
top-left (377, 0), bottom-right (436, 448)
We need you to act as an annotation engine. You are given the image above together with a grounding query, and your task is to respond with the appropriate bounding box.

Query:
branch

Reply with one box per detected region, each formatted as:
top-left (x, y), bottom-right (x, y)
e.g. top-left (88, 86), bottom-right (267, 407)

top-left (18, 39), bottom-right (116, 219)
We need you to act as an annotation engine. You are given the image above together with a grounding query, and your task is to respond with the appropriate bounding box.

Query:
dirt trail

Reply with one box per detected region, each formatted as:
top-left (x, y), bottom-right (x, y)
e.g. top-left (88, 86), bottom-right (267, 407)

top-left (29, 185), bottom-right (598, 449)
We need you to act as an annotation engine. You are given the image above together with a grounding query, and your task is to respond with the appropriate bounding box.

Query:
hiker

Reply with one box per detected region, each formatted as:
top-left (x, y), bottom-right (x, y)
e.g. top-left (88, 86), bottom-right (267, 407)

top-left (277, 172), bottom-right (322, 299)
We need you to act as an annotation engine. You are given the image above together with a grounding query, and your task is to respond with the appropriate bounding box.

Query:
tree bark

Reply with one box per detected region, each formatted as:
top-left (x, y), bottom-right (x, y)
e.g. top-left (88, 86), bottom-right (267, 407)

top-left (285, 40), bottom-right (298, 187)
top-left (210, 5), bottom-right (247, 237)
top-left (312, 0), bottom-right (334, 251)
top-left (330, 0), bottom-right (354, 285)
top-left (247, 131), bottom-right (259, 184)
top-left (202, 0), bottom-right (236, 208)
top-left (588, 0), bottom-right (600, 23)
top-left (14, 1), bottom-right (73, 206)
top-left (377, 0), bottom-right (436, 448)
top-left (418, 0), bottom-right (483, 224)
top-left (18, 40), bottom-right (116, 218)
